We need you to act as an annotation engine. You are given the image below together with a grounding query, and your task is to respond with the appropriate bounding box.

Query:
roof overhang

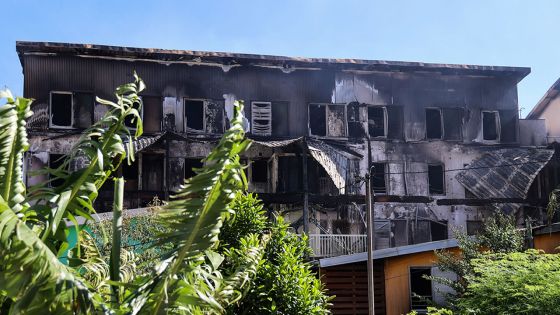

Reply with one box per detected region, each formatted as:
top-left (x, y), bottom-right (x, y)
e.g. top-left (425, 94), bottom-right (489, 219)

top-left (16, 41), bottom-right (530, 80)
top-left (319, 238), bottom-right (459, 268)
top-left (527, 78), bottom-right (560, 119)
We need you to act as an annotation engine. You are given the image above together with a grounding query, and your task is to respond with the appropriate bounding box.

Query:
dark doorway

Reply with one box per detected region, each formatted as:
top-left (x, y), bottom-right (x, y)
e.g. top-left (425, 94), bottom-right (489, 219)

top-left (482, 111), bottom-right (499, 141)
top-left (48, 154), bottom-right (66, 188)
top-left (185, 158), bottom-right (203, 179)
top-left (309, 104), bottom-right (326, 136)
top-left (371, 162), bottom-right (387, 194)
top-left (410, 267), bottom-right (432, 311)
top-left (368, 107), bottom-right (386, 137)
top-left (428, 164), bottom-right (445, 195)
top-left (251, 160), bottom-right (268, 183)
top-left (142, 154), bottom-right (164, 191)
top-left (51, 93), bottom-right (73, 127)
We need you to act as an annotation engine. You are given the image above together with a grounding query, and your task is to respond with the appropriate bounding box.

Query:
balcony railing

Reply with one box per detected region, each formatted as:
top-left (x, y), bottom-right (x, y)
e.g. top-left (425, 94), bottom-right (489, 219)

top-left (307, 234), bottom-right (367, 257)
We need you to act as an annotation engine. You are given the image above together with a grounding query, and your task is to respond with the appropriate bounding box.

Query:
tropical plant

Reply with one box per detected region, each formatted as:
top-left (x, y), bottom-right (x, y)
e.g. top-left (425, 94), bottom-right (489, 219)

top-left (221, 193), bottom-right (332, 315)
top-left (0, 75), bottom-right (265, 314)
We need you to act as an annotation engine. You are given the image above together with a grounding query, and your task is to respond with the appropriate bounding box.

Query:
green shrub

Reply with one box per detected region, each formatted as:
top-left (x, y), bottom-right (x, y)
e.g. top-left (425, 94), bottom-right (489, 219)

top-left (221, 193), bottom-right (331, 315)
top-left (458, 250), bottom-right (560, 315)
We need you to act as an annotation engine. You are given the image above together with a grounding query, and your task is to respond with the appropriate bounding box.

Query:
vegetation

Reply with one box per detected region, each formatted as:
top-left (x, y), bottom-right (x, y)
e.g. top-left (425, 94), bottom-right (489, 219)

top-left (427, 211), bottom-right (524, 299)
top-left (0, 75), bottom-right (260, 314)
top-left (222, 192), bottom-right (332, 315)
top-left (457, 250), bottom-right (560, 315)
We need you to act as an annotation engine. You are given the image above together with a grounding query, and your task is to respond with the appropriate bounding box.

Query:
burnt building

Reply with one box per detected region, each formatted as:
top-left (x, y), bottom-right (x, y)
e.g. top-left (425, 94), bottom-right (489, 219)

top-left (16, 41), bottom-right (552, 255)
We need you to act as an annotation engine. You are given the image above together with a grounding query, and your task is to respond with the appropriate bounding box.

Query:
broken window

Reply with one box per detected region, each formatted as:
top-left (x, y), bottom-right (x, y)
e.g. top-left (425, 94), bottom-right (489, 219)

top-left (368, 106), bottom-right (386, 137)
top-left (125, 99), bottom-right (142, 129)
top-left (142, 153), bottom-right (164, 191)
top-left (430, 221), bottom-right (448, 241)
top-left (347, 103), bottom-right (365, 138)
top-left (122, 160), bottom-right (139, 191)
top-left (482, 111), bottom-right (500, 141)
top-left (49, 153), bottom-right (66, 188)
top-left (143, 96), bottom-right (162, 133)
top-left (386, 106), bottom-right (404, 140)
top-left (50, 92), bottom-right (73, 128)
top-left (184, 99), bottom-right (205, 131)
top-left (251, 102), bottom-right (272, 136)
top-left (425, 108), bottom-right (443, 139)
top-left (371, 162), bottom-right (387, 194)
top-left (309, 104), bottom-right (327, 136)
top-left (251, 160), bottom-right (268, 183)
top-left (73, 92), bottom-right (94, 128)
top-left (428, 164), bottom-right (445, 195)
top-left (309, 104), bottom-right (346, 137)
top-left (185, 158), bottom-right (203, 180)
top-left (410, 267), bottom-right (433, 311)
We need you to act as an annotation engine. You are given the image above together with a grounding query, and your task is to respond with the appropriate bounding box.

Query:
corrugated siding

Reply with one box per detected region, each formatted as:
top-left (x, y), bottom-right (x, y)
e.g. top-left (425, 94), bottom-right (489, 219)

top-left (320, 262), bottom-right (386, 315)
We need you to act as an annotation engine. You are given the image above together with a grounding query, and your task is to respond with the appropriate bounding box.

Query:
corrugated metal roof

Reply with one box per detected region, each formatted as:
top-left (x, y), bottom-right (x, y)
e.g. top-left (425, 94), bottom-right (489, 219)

top-left (251, 137), bottom-right (303, 148)
top-left (16, 41), bottom-right (531, 79)
top-left (124, 133), bottom-right (164, 154)
top-left (456, 148), bottom-right (554, 199)
top-left (307, 139), bottom-right (349, 193)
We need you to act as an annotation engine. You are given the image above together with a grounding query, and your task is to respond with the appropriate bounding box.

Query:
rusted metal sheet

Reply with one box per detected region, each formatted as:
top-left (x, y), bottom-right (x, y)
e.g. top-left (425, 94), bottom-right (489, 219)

top-left (456, 148), bottom-right (554, 199)
top-left (251, 137), bottom-right (303, 148)
top-left (124, 133), bottom-right (164, 154)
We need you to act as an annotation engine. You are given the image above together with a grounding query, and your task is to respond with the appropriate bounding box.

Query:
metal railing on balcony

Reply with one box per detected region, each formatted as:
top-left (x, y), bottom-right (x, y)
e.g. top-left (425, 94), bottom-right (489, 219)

top-left (307, 234), bottom-right (367, 257)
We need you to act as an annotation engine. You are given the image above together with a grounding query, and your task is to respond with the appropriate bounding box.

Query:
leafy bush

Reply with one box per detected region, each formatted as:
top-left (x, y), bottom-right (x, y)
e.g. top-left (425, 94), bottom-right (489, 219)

top-left (222, 193), bottom-right (331, 315)
top-left (458, 250), bottom-right (560, 315)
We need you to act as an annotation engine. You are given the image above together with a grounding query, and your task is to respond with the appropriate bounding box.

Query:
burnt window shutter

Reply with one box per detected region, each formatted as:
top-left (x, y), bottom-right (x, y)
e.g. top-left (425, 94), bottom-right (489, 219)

top-left (73, 92), bottom-right (94, 128)
top-left (442, 108), bottom-right (464, 140)
top-left (386, 106), bottom-right (404, 140)
top-left (205, 100), bottom-right (224, 134)
top-left (499, 109), bottom-right (518, 143)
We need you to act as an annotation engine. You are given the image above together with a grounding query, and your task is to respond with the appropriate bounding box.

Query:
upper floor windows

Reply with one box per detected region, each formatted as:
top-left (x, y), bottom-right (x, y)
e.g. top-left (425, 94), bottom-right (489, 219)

top-left (251, 102), bottom-right (272, 136)
top-left (184, 98), bottom-right (224, 134)
top-left (428, 164), bottom-right (445, 195)
top-left (482, 111), bottom-right (500, 141)
top-left (368, 107), bottom-right (387, 138)
top-left (50, 91), bottom-right (94, 129)
top-left (309, 103), bottom-right (347, 137)
top-left (425, 108), bottom-right (443, 139)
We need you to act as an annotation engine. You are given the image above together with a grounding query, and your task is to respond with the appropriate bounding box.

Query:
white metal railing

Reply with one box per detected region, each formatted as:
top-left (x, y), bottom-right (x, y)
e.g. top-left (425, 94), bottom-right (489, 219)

top-left (307, 234), bottom-right (367, 257)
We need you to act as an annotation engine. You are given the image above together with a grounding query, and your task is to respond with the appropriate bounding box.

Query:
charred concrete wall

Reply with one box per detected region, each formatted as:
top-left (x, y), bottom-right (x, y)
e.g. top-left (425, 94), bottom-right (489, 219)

top-left (20, 50), bottom-right (543, 248)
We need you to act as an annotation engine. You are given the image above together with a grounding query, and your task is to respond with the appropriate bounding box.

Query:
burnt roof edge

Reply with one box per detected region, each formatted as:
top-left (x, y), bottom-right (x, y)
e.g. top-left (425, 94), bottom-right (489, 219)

top-left (16, 41), bottom-right (530, 79)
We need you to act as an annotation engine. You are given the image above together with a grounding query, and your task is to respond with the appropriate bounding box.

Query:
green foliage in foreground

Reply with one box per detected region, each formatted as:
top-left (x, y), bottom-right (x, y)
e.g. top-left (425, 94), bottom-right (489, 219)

top-left (222, 192), bottom-right (331, 315)
top-left (458, 250), bottom-right (560, 315)
top-left (0, 76), bottom-right (269, 314)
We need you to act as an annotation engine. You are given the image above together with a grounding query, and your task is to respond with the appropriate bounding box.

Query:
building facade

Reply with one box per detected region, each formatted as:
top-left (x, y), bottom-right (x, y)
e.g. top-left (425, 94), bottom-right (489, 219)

top-left (17, 41), bottom-right (551, 254)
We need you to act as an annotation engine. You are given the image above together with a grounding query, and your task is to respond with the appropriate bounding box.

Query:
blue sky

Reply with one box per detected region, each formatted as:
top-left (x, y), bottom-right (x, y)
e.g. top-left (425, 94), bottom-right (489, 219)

top-left (1, 0), bottom-right (559, 117)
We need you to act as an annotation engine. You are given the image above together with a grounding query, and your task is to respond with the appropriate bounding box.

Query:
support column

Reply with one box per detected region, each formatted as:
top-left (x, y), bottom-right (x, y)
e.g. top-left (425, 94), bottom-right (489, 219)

top-left (302, 140), bottom-right (309, 234)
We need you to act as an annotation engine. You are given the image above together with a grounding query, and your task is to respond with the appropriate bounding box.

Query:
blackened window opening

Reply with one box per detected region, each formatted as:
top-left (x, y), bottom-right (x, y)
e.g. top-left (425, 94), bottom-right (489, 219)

top-left (51, 93), bottom-right (72, 127)
top-left (251, 160), bottom-right (268, 183)
top-left (425, 108), bottom-right (442, 139)
top-left (49, 154), bottom-right (66, 188)
top-left (125, 100), bottom-right (141, 129)
top-left (185, 158), bottom-right (203, 179)
top-left (428, 164), bottom-right (445, 195)
top-left (122, 160), bottom-right (139, 191)
top-left (482, 111), bottom-right (499, 141)
top-left (309, 104), bottom-right (326, 136)
top-left (185, 100), bottom-right (204, 131)
top-left (430, 221), bottom-right (448, 241)
top-left (368, 107), bottom-right (386, 137)
top-left (371, 162), bottom-right (387, 194)
top-left (410, 267), bottom-right (432, 310)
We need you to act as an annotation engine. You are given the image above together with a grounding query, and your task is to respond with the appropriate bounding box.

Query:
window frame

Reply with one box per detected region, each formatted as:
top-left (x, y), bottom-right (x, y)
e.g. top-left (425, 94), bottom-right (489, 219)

top-left (371, 162), bottom-right (388, 195)
top-left (251, 101), bottom-right (273, 136)
top-left (49, 91), bottom-right (74, 129)
top-left (427, 163), bottom-right (446, 195)
top-left (481, 110), bottom-right (501, 142)
top-left (183, 98), bottom-right (207, 132)
top-left (425, 107), bottom-right (444, 140)
top-left (367, 105), bottom-right (388, 138)
top-left (308, 103), bottom-right (348, 138)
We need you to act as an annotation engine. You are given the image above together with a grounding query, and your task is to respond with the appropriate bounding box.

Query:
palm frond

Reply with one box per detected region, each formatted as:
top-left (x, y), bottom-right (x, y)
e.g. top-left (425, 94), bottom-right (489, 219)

top-left (27, 73), bottom-right (145, 241)
top-left (0, 90), bottom-right (32, 213)
top-left (126, 101), bottom-right (254, 314)
top-left (0, 197), bottom-right (109, 314)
